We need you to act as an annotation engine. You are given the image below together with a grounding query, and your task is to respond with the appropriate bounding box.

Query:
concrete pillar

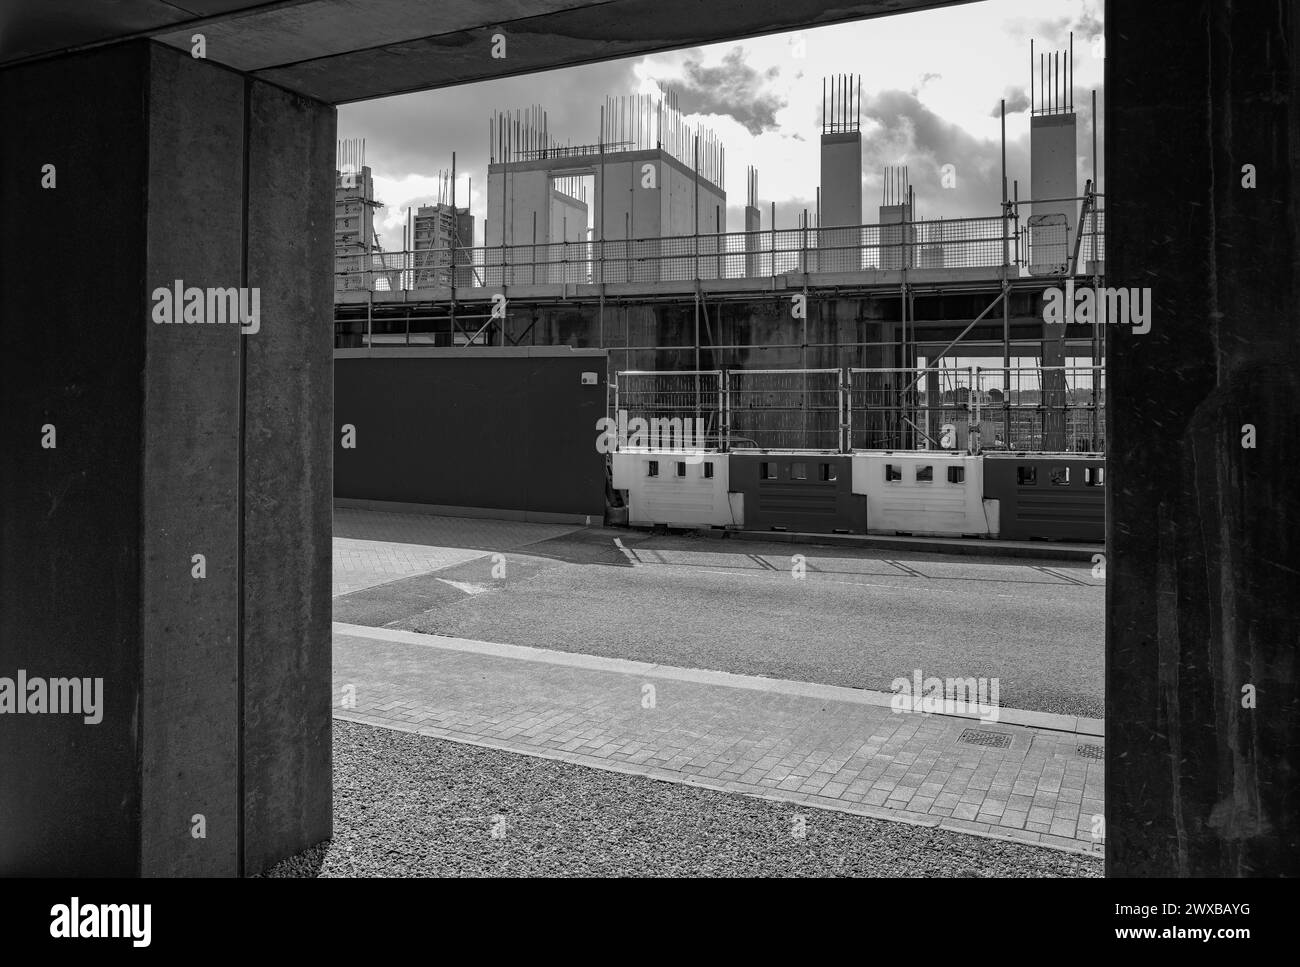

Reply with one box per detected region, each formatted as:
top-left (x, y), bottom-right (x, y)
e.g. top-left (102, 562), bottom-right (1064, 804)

top-left (1029, 113), bottom-right (1078, 270)
top-left (744, 204), bottom-right (761, 278)
top-left (1107, 1), bottom-right (1300, 875)
top-left (0, 41), bottom-right (334, 877)
top-left (1030, 109), bottom-right (1076, 451)
top-left (879, 203), bottom-right (913, 271)
top-left (820, 132), bottom-right (862, 272)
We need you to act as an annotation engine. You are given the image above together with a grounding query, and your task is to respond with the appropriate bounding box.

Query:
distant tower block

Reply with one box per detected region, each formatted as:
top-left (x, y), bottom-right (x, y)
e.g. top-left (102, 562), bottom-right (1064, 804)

top-left (1028, 35), bottom-right (1078, 276)
top-left (819, 74), bottom-right (862, 272)
top-left (879, 164), bottom-right (913, 271)
top-left (412, 168), bottom-right (476, 290)
top-left (335, 137), bottom-right (382, 293)
top-left (744, 166), bottom-right (762, 277)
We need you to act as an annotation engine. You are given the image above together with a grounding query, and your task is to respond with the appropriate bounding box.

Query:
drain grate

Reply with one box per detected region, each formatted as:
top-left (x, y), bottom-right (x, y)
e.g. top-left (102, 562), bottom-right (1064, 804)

top-left (957, 728), bottom-right (1012, 749)
top-left (1077, 743), bottom-right (1105, 759)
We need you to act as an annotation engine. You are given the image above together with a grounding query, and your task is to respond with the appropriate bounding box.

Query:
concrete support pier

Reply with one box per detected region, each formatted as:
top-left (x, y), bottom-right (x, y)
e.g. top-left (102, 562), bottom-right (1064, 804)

top-left (0, 42), bottom-right (335, 876)
top-left (1106, 1), bottom-right (1300, 875)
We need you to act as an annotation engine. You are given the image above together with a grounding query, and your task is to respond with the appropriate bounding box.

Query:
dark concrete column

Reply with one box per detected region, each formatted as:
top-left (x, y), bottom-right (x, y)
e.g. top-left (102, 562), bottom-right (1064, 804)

top-left (0, 41), bottom-right (334, 877)
top-left (1107, 2), bottom-right (1300, 874)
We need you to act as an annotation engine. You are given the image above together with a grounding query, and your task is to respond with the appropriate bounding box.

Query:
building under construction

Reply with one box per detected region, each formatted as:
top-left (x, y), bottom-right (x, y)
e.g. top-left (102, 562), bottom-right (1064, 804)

top-left (334, 39), bottom-right (1105, 471)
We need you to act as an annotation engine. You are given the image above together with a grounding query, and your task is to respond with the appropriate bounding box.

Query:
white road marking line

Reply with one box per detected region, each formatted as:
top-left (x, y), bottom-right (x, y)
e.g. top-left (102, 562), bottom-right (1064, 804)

top-left (612, 537), bottom-right (639, 566)
top-left (436, 578), bottom-right (493, 595)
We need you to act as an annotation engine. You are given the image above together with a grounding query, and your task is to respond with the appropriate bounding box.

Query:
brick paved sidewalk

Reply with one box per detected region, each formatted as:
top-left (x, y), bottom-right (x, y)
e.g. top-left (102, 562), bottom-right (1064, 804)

top-left (333, 623), bottom-right (1105, 856)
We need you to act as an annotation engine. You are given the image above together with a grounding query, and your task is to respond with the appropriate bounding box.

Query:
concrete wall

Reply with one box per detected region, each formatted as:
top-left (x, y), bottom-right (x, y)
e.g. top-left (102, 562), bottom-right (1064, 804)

top-left (0, 41), bottom-right (335, 877)
top-left (549, 190), bottom-right (588, 244)
top-left (140, 42), bottom-right (246, 879)
top-left (661, 158), bottom-right (726, 235)
top-left (485, 167), bottom-right (551, 247)
top-left (240, 69), bottom-right (336, 878)
top-left (599, 157), bottom-right (663, 240)
top-left (334, 349), bottom-right (607, 521)
top-left (0, 41), bottom-right (151, 878)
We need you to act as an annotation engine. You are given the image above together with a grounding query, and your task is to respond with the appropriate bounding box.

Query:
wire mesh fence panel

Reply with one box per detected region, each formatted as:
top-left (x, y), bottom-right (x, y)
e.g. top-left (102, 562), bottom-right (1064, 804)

top-left (333, 213), bottom-right (1093, 291)
top-left (1026, 214), bottom-right (1070, 275)
top-left (810, 226), bottom-right (869, 273)
top-left (769, 229), bottom-right (806, 275)
top-left (727, 369), bottom-right (842, 451)
top-left (613, 371), bottom-right (725, 448)
top-left (912, 217), bottom-right (1008, 270)
top-left (1083, 209), bottom-right (1105, 267)
top-left (848, 367), bottom-right (975, 451)
top-left (976, 366), bottom-right (1105, 453)
top-left (411, 247), bottom-right (452, 289)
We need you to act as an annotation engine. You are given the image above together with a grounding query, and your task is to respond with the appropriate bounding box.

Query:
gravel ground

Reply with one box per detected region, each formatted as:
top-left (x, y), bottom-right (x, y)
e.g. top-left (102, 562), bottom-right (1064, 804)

top-left (259, 720), bottom-right (1103, 878)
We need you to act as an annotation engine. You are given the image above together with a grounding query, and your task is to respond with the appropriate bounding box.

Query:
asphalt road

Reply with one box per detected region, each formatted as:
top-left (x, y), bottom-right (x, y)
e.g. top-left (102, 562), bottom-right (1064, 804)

top-left (334, 526), bottom-right (1103, 718)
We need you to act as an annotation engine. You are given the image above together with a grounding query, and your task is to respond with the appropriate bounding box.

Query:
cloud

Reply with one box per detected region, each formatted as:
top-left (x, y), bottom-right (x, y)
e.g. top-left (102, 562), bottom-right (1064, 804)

top-left (990, 85), bottom-right (1031, 116)
top-left (339, 57), bottom-right (639, 243)
top-left (1005, 1), bottom-right (1105, 54)
top-left (858, 89), bottom-right (1029, 218)
top-left (337, 0), bottom-right (1103, 240)
top-left (664, 47), bottom-right (786, 135)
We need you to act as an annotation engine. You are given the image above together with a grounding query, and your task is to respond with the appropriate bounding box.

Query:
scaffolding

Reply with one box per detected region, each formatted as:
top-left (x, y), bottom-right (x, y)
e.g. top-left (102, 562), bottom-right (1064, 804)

top-left (611, 366), bottom-right (1105, 455)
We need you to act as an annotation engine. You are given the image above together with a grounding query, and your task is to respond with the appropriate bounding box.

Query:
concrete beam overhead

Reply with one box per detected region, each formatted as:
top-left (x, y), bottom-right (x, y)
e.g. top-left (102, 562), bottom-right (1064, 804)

top-left (3, 0), bottom-right (976, 103)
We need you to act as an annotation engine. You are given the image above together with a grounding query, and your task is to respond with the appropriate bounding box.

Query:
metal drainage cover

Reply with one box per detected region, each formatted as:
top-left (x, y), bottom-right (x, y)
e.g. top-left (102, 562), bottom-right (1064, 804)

top-left (957, 728), bottom-right (1012, 749)
top-left (1077, 743), bottom-right (1105, 759)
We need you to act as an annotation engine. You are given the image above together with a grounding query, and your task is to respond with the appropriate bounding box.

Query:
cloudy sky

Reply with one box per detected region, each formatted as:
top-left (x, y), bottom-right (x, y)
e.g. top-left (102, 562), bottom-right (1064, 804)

top-left (340, 0), bottom-right (1104, 251)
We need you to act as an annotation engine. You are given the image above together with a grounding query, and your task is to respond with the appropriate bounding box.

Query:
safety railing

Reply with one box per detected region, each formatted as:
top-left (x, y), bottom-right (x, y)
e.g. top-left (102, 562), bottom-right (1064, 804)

top-left (337, 210), bottom-right (1105, 291)
top-left (1082, 209), bottom-right (1105, 267)
top-left (611, 365), bottom-right (1105, 454)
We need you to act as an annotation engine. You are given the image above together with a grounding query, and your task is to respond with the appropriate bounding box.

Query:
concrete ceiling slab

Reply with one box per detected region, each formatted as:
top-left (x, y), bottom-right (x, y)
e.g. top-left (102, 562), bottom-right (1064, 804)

top-left (1, 0), bottom-right (976, 104)
top-left (0, 0), bottom-right (309, 64)
top-left (255, 0), bottom-right (969, 103)
top-left (0, 0), bottom-right (188, 62)
top-left (152, 1), bottom-right (596, 73)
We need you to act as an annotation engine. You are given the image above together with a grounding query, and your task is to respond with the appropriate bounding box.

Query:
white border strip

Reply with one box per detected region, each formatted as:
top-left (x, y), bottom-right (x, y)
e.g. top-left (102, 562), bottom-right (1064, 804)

top-left (333, 622), bottom-right (1104, 738)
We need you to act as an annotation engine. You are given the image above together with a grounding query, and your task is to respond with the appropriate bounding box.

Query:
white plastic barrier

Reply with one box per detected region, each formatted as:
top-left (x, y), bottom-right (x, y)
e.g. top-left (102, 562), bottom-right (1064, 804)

top-left (611, 450), bottom-right (736, 528)
top-left (851, 452), bottom-right (999, 537)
